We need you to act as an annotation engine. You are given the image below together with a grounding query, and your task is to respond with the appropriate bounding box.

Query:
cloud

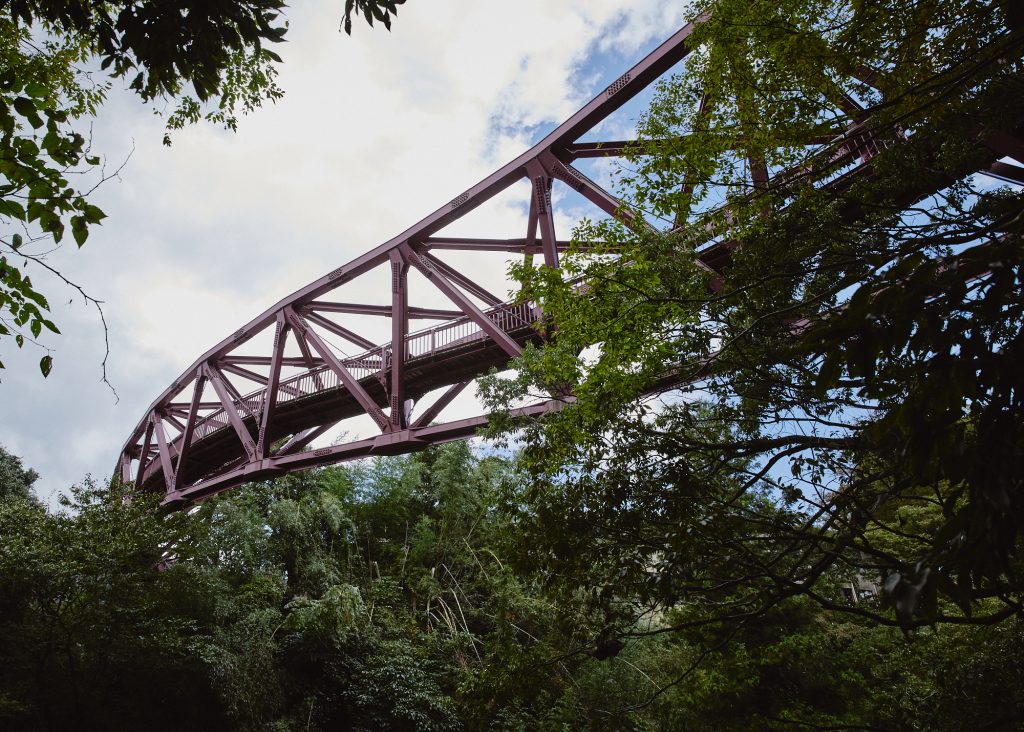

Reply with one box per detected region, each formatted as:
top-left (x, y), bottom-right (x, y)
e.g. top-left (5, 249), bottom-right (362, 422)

top-left (0, 1), bottom-right (692, 504)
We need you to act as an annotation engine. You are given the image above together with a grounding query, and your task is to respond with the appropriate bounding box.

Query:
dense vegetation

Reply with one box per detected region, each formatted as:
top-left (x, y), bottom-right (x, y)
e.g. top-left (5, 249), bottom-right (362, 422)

top-left (484, 0), bottom-right (1024, 640)
top-left (1, 442), bottom-right (1022, 730)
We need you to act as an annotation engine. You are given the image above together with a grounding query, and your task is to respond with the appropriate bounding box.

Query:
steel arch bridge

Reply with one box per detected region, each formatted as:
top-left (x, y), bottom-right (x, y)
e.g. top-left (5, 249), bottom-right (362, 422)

top-left (118, 16), bottom-right (1024, 509)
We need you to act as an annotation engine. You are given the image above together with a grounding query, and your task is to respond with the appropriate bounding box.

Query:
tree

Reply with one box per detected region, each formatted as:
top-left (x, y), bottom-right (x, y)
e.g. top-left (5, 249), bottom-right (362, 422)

top-left (0, 443), bottom-right (38, 502)
top-left (0, 477), bottom-right (222, 729)
top-left (483, 0), bottom-right (1024, 645)
top-left (0, 0), bottom-right (406, 379)
top-left (2, 442), bottom-right (1022, 729)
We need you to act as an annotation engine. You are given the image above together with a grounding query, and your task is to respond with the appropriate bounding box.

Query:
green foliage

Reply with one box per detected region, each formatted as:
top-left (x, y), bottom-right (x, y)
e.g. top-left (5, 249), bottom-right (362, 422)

top-left (0, 443), bottom-right (1022, 729)
top-left (0, 478), bottom-right (221, 730)
top-left (0, 0), bottom-right (406, 375)
top-left (0, 16), bottom-right (103, 374)
top-left (0, 443), bottom-right (38, 502)
top-left (483, 0), bottom-right (1024, 636)
top-left (342, 0), bottom-right (407, 35)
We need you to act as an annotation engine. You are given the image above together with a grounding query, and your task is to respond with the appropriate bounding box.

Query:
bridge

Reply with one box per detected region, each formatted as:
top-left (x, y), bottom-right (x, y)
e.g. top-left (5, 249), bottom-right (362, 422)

top-left (118, 16), bottom-right (1023, 508)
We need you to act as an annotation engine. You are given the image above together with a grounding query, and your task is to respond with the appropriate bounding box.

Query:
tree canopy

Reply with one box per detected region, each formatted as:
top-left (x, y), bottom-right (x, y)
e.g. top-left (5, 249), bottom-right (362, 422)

top-left (483, 0), bottom-right (1024, 637)
top-left (1, 442), bottom-right (1022, 729)
top-left (0, 443), bottom-right (38, 502)
top-left (0, 0), bottom-right (405, 379)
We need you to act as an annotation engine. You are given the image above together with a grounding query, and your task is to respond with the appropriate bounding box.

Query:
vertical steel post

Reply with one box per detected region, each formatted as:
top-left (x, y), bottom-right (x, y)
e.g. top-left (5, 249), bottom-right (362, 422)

top-left (389, 249), bottom-right (410, 428)
top-left (527, 161), bottom-right (559, 269)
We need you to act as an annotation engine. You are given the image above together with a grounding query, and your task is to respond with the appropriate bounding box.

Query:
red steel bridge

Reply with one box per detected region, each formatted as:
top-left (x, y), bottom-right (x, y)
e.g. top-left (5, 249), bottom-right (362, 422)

top-left (118, 16), bottom-right (1024, 508)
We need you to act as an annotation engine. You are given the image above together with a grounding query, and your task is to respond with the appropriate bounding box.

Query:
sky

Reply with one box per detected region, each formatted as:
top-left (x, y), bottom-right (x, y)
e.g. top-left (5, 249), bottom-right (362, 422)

top-left (0, 1), bottom-right (694, 506)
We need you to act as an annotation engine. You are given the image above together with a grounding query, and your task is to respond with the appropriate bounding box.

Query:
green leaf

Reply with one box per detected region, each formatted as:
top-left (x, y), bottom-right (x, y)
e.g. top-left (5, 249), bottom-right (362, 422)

top-left (83, 204), bottom-right (106, 223)
top-left (39, 354), bottom-right (52, 377)
top-left (24, 82), bottom-right (48, 99)
top-left (12, 97), bottom-right (43, 128)
top-left (0, 201), bottom-right (26, 221)
top-left (71, 216), bottom-right (88, 246)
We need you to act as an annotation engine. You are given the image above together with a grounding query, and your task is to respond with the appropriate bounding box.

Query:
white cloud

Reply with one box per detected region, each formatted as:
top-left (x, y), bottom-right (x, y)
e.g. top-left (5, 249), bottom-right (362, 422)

top-left (0, 1), bottom-right (693, 503)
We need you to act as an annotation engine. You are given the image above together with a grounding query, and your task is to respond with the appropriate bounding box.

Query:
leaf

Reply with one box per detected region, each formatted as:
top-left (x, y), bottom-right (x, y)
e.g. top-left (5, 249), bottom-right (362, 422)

top-left (13, 97), bottom-right (43, 128)
top-left (0, 201), bottom-right (26, 221)
top-left (343, 0), bottom-right (355, 34)
top-left (24, 82), bottom-right (47, 99)
top-left (39, 355), bottom-right (52, 377)
top-left (71, 216), bottom-right (88, 246)
top-left (83, 204), bottom-right (106, 223)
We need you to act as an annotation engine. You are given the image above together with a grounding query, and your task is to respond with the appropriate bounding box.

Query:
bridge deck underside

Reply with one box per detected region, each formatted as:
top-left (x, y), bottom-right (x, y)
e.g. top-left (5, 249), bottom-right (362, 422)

top-left (140, 323), bottom-right (544, 492)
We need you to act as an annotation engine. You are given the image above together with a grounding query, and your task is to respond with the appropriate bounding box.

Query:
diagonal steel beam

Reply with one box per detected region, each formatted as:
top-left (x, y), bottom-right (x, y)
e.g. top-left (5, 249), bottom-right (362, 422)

top-left (218, 362), bottom-right (303, 400)
top-left (163, 412), bottom-right (186, 432)
top-left (214, 365), bottom-right (258, 420)
top-left (284, 308), bottom-right (392, 432)
top-left (256, 316), bottom-right (288, 459)
top-left (135, 420), bottom-right (154, 488)
top-left (302, 310), bottom-right (377, 351)
top-left (220, 362), bottom-right (268, 385)
top-left (540, 152), bottom-right (650, 231)
top-left (411, 381), bottom-right (470, 429)
top-left (151, 413), bottom-right (175, 493)
top-left (293, 325), bottom-right (318, 368)
top-left (204, 363), bottom-right (258, 461)
top-left (402, 243), bottom-right (523, 359)
top-left (419, 251), bottom-right (504, 307)
top-left (172, 374), bottom-right (207, 493)
top-left (274, 422), bottom-right (338, 456)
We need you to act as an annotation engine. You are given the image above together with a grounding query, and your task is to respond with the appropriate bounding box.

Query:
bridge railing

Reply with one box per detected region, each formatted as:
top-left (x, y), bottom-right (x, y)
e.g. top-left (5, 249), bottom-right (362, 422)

top-left (176, 121), bottom-right (894, 459)
top-left (180, 301), bottom-right (536, 453)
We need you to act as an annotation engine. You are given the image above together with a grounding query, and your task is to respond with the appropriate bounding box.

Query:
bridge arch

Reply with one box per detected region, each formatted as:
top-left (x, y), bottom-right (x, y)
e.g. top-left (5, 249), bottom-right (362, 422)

top-left (118, 15), bottom-right (1019, 508)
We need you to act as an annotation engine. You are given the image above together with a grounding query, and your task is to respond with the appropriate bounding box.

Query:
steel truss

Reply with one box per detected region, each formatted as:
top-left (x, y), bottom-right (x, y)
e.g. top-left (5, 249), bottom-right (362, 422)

top-left (118, 16), bottom-right (1023, 508)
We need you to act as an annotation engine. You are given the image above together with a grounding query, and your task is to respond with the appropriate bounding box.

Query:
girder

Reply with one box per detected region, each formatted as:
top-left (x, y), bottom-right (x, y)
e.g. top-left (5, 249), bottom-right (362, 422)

top-left (118, 16), bottom-right (1021, 508)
